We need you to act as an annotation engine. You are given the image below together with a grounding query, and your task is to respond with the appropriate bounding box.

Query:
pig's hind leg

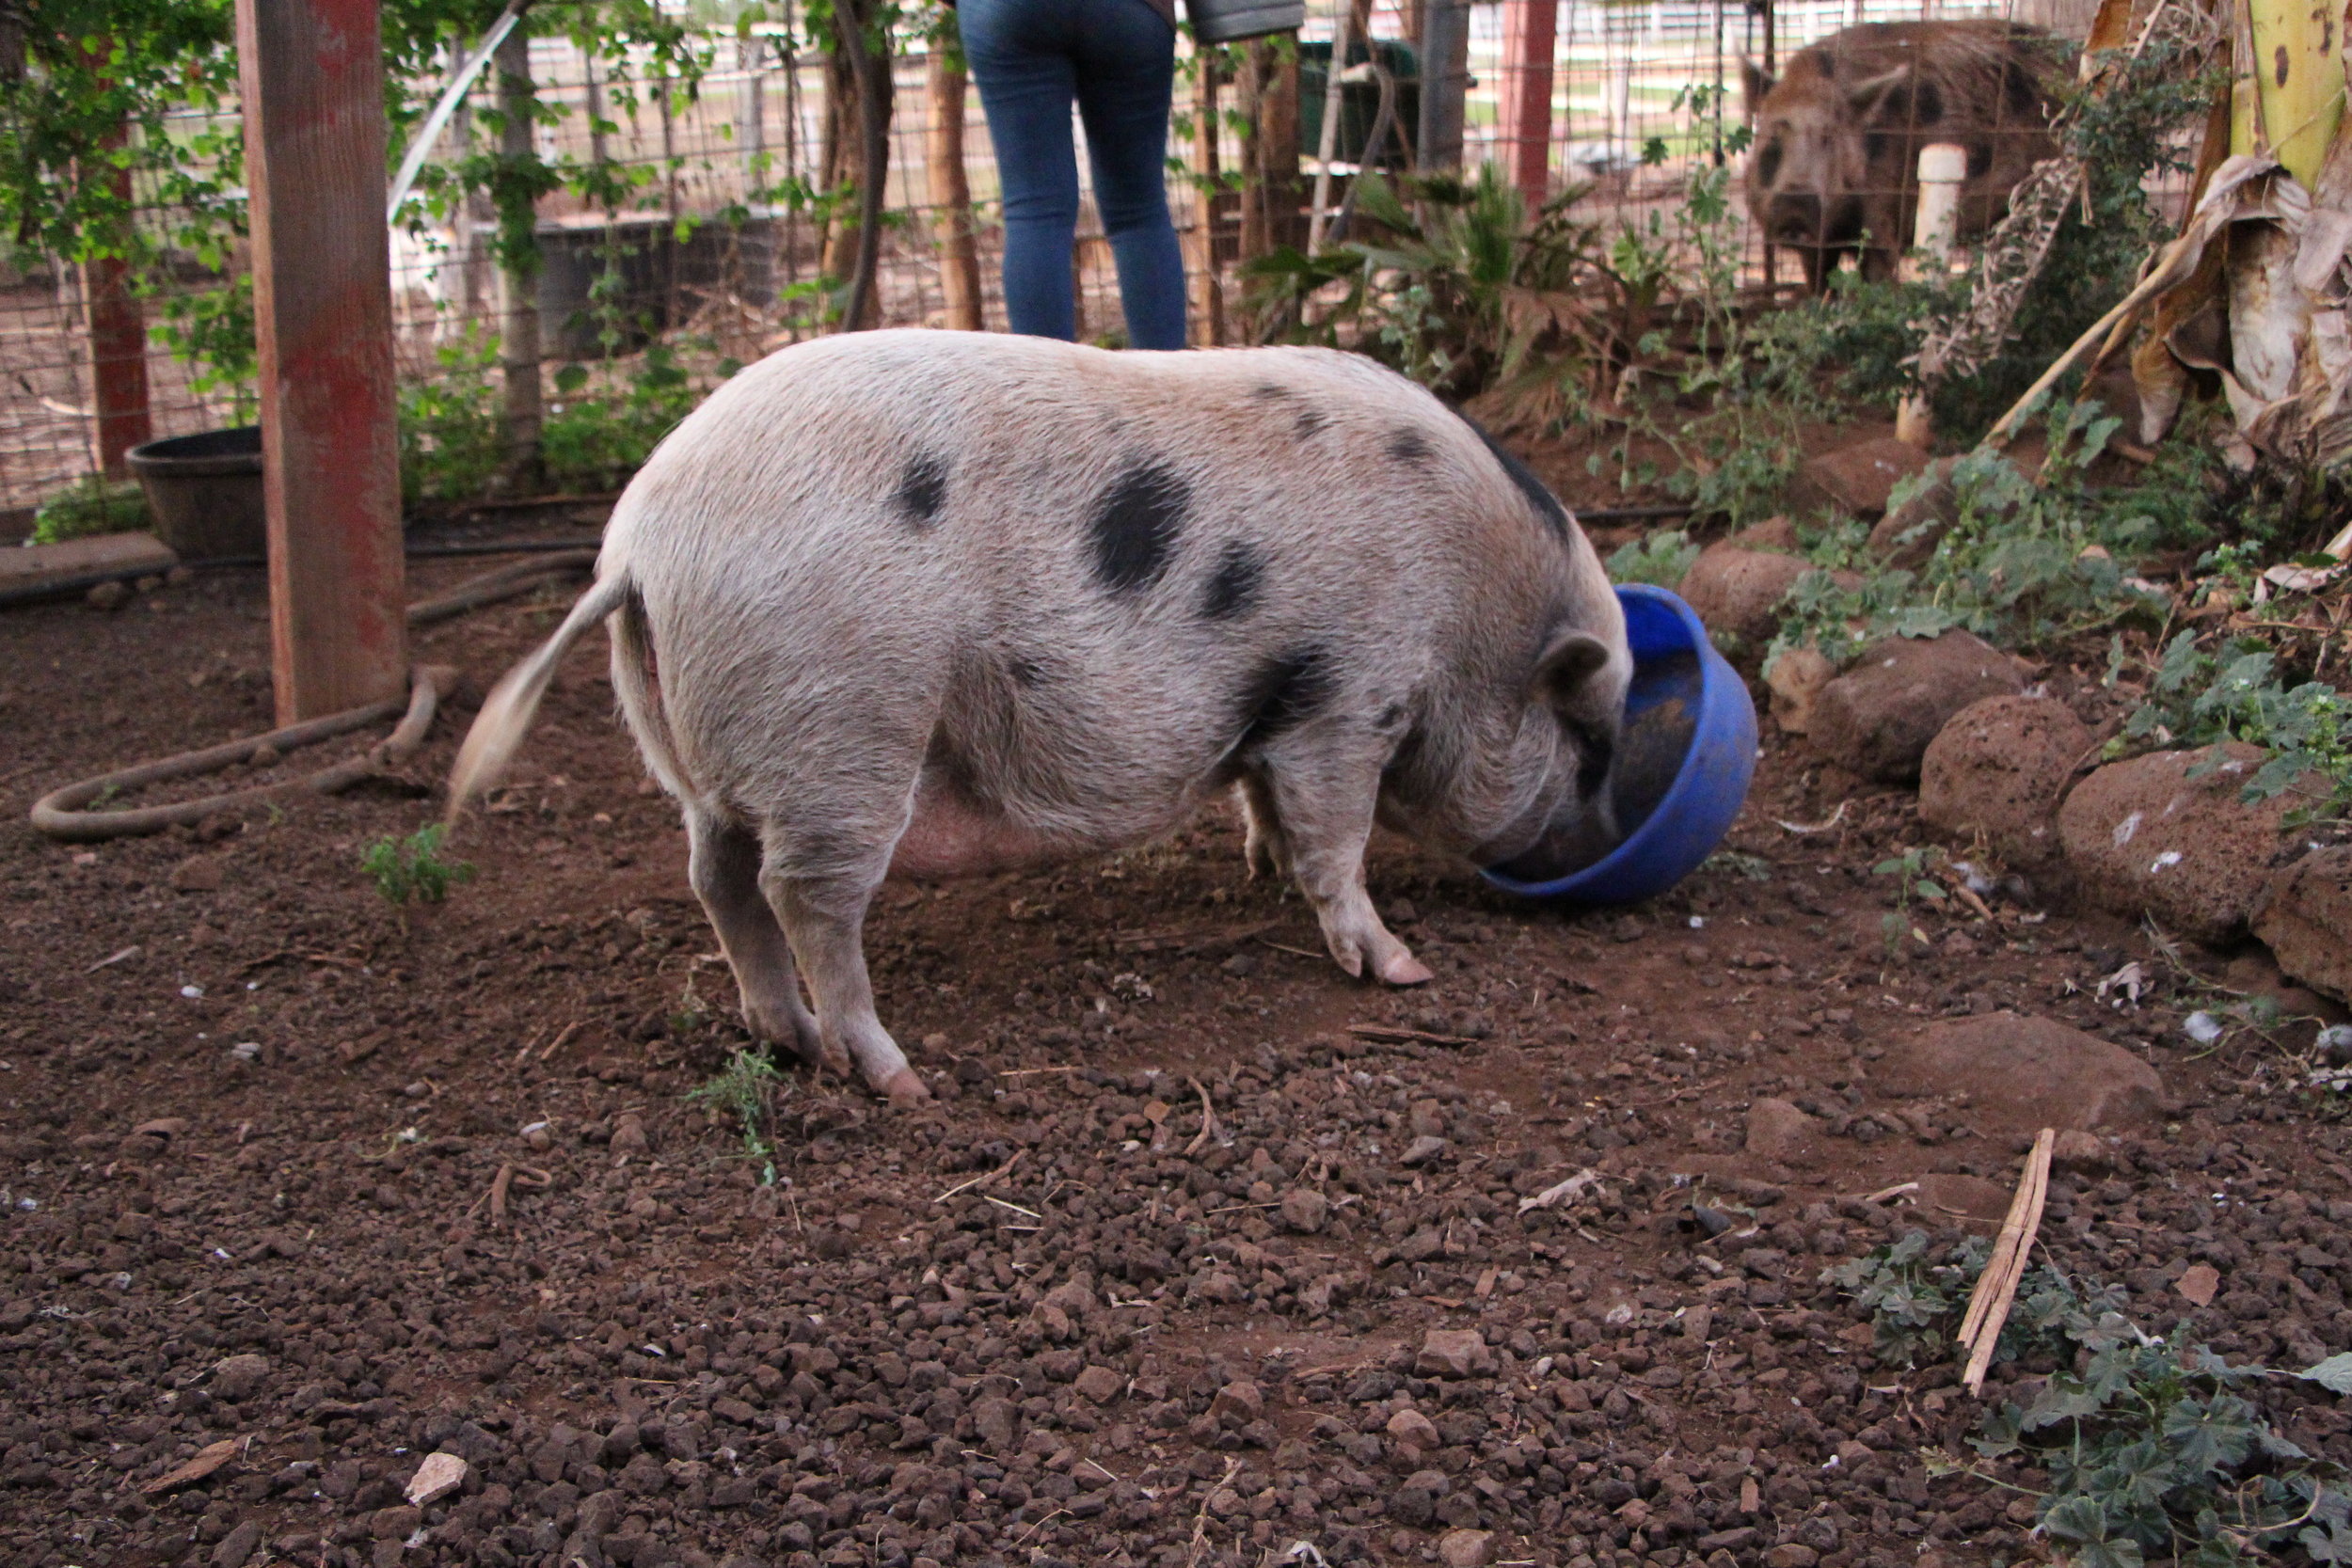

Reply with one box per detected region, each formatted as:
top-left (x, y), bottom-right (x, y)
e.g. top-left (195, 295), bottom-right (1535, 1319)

top-left (1235, 773), bottom-right (1292, 879)
top-left (685, 806), bottom-right (838, 1073)
top-left (757, 828), bottom-right (931, 1107)
top-left (1256, 740), bottom-right (1433, 987)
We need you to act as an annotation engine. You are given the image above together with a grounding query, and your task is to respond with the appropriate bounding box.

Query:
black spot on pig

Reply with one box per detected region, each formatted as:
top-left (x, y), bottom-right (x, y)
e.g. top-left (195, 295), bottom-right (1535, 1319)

top-left (896, 452), bottom-right (949, 527)
top-left (1462, 417), bottom-right (1573, 544)
top-left (1295, 407), bottom-right (1330, 440)
top-left (1250, 382), bottom-right (1292, 402)
top-left (1232, 643), bottom-right (1334, 752)
top-left (1089, 460), bottom-right (1190, 595)
top-left (1200, 541), bottom-right (1264, 622)
top-left (1387, 429), bottom-right (1435, 467)
top-left (1006, 652), bottom-right (1050, 689)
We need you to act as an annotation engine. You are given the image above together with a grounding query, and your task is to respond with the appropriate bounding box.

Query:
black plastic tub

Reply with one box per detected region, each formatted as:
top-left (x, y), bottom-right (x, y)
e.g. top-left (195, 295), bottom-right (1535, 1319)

top-left (126, 426), bottom-right (264, 559)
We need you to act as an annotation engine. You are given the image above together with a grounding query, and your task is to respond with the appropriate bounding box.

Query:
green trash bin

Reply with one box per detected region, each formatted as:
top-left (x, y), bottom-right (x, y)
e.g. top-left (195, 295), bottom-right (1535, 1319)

top-left (1298, 39), bottom-right (1420, 170)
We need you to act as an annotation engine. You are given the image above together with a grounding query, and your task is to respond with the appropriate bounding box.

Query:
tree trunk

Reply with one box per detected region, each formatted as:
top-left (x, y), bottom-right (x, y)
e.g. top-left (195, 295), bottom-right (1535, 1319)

top-left (1188, 54), bottom-right (1226, 346)
top-left (495, 26), bottom-right (542, 485)
top-left (1237, 35), bottom-right (1302, 267)
top-left (926, 44), bottom-right (982, 330)
top-left (821, 0), bottom-right (894, 329)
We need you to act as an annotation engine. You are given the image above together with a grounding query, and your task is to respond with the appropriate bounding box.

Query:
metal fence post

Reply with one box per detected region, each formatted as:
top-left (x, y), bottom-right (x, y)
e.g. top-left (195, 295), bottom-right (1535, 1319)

top-left (1417, 0), bottom-right (1471, 172)
top-left (233, 0), bottom-right (408, 721)
top-left (1499, 0), bottom-right (1558, 208)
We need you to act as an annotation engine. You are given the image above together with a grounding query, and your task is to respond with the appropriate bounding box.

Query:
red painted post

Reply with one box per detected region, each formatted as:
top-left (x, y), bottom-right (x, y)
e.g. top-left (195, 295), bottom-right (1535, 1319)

top-left (234, 0), bottom-right (407, 723)
top-left (84, 122), bottom-right (152, 478)
top-left (1499, 0), bottom-right (1559, 208)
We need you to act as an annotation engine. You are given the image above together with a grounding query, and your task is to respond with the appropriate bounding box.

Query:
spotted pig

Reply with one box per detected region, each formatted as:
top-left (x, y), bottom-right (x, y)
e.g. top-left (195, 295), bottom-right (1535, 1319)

top-left (448, 331), bottom-right (1629, 1103)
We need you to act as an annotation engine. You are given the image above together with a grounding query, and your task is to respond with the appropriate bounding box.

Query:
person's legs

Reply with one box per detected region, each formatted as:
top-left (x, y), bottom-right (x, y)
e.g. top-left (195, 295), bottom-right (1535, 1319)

top-left (1072, 0), bottom-right (1187, 349)
top-left (960, 0), bottom-right (1082, 341)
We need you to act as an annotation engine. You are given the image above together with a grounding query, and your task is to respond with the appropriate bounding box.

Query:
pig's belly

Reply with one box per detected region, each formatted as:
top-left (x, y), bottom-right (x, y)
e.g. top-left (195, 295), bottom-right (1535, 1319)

top-left (888, 774), bottom-right (1089, 879)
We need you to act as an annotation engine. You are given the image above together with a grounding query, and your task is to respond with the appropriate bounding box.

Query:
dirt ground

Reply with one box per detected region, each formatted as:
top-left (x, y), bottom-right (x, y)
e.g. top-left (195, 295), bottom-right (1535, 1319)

top-left (3, 524), bottom-right (2350, 1568)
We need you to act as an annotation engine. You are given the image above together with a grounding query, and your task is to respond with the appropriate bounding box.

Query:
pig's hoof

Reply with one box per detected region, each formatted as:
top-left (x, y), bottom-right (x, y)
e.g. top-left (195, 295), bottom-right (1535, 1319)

top-left (1376, 950), bottom-right (1435, 987)
top-left (876, 1067), bottom-right (932, 1106)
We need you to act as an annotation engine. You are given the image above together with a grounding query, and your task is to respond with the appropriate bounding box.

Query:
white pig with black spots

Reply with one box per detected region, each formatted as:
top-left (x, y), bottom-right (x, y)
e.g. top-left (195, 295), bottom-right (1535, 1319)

top-left (449, 330), bottom-right (1629, 1103)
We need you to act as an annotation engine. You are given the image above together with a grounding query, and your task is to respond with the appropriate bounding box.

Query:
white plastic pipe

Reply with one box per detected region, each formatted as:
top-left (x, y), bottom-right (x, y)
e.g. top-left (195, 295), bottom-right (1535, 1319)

top-left (1898, 142), bottom-right (1970, 447)
top-left (386, 0), bottom-right (530, 224)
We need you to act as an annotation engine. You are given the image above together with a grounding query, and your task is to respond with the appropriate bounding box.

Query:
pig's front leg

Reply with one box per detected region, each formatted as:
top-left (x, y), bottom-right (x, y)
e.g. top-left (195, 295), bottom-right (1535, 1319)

top-left (1259, 739), bottom-right (1433, 987)
top-left (762, 845), bottom-right (930, 1106)
top-left (685, 807), bottom-right (834, 1070)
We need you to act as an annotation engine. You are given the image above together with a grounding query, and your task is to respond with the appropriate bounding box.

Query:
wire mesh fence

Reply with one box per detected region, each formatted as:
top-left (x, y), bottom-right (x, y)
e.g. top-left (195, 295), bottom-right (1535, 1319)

top-left (0, 0), bottom-right (2099, 522)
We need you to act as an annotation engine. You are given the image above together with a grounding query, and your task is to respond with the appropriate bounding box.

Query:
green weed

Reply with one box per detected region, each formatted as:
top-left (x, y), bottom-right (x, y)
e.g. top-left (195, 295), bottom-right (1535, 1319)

top-left (33, 478), bottom-right (149, 544)
top-left (1605, 529), bottom-right (1698, 590)
top-left (2116, 633), bottom-right (2352, 824)
top-left (359, 824), bottom-right (475, 910)
top-left (1871, 845), bottom-right (1949, 958)
top-left (690, 1049), bottom-right (789, 1182)
top-left (1833, 1230), bottom-right (2349, 1568)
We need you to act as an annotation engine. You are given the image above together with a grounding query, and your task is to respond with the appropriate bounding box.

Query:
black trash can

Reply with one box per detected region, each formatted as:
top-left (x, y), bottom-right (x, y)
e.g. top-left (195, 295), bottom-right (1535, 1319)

top-left (125, 426), bottom-right (265, 560)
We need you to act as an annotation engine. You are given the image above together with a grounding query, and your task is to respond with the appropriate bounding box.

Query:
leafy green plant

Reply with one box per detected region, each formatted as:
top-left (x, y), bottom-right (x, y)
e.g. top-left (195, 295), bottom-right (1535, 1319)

top-left (690, 1048), bottom-right (789, 1182)
top-left (32, 478), bottom-right (149, 543)
top-left (2117, 633), bottom-right (2351, 822)
top-left (360, 824), bottom-right (475, 911)
top-left (1831, 1229), bottom-right (2347, 1568)
top-left (1605, 530), bottom-right (1698, 589)
top-left (1770, 403), bottom-right (2177, 668)
top-left (1872, 845), bottom-right (1949, 958)
top-left (542, 341), bottom-right (718, 493)
top-left (399, 330), bottom-right (507, 508)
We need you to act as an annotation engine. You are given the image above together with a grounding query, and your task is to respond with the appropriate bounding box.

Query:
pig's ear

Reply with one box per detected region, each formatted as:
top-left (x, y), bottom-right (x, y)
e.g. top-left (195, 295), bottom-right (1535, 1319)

top-left (1533, 628), bottom-right (1613, 713)
top-left (1844, 65), bottom-right (1913, 115)
top-left (1740, 55), bottom-right (1772, 119)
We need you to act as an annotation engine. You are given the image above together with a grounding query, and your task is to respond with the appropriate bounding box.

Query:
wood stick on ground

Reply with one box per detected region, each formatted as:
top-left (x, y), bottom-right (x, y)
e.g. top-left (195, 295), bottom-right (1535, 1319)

top-left (1185, 1075), bottom-right (1218, 1156)
top-left (933, 1147), bottom-right (1025, 1204)
top-left (1959, 1127), bottom-right (2056, 1392)
top-left (538, 1021), bottom-right (582, 1061)
top-left (1346, 1022), bottom-right (1481, 1048)
top-left (487, 1163), bottom-right (551, 1228)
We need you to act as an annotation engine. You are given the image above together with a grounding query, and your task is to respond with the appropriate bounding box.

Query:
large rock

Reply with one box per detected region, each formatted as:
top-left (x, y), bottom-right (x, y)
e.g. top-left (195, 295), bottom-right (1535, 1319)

top-left (1744, 1098), bottom-right (1820, 1165)
top-left (1917, 695), bottom-right (2092, 870)
top-left (1765, 647), bottom-right (1836, 736)
top-left (2058, 744), bottom-right (2315, 944)
top-left (1878, 1012), bottom-right (2165, 1136)
top-left (1789, 435), bottom-right (1932, 518)
top-left (1681, 546), bottom-right (1810, 648)
top-left (1811, 632), bottom-right (2025, 784)
top-left (1867, 456), bottom-right (1962, 566)
top-left (2253, 847), bottom-right (2352, 1003)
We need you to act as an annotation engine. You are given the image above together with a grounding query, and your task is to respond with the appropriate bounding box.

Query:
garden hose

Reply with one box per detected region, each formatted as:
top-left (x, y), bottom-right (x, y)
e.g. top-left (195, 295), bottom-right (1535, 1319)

top-left (25, 550), bottom-right (596, 843)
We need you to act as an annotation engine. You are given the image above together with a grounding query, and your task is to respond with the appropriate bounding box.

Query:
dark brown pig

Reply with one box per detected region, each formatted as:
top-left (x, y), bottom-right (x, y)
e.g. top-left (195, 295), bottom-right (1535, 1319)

top-left (1742, 22), bottom-right (2069, 293)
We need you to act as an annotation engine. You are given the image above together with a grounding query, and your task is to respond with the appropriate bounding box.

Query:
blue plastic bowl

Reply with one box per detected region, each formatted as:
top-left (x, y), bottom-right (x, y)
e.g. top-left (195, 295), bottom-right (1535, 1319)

top-left (1482, 583), bottom-right (1757, 906)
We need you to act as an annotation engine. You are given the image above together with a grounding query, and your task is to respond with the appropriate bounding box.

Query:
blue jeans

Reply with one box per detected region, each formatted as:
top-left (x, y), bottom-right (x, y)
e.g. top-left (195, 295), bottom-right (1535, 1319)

top-left (959, 0), bottom-right (1188, 350)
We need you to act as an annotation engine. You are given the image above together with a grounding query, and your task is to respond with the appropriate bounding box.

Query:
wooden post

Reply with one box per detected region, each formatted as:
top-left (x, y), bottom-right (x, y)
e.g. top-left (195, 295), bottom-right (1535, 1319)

top-left (495, 26), bottom-right (543, 482)
top-left (1418, 0), bottom-right (1471, 172)
top-left (81, 110), bottom-right (151, 476)
top-left (234, 0), bottom-right (407, 722)
top-left (1499, 0), bottom-right (1557, 208)
top-left (926, 44), bottom-right (983, 330)
top-left (1238, 37), bottom-right (1302, 266)
top-left (1188, 53), bottom-right (1226, 347)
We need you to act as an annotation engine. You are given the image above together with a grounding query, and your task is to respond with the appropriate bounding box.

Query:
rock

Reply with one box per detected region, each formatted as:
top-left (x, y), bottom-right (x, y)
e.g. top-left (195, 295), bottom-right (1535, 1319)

top-left (1790, 434), bottom-right (1932, 518)
top-left (2253, 847), bottom-right (2352, 1003)
top-left (211, 1353), bottom-right (271, 1401)
top-left (610, 1113), bottom-right (650, 1157)
top-left (1208, 1381), bottom-right (1263, 1424)
top-left (1730, 515), bottom-right (1801, 553)
top-left (210, 1520), bottom-right (264, 1568)
top-left (1385, 1408), bottom-right (1441, 1451)
top-left (1073, 1365), bottom-right (1125, 1405)
top-left (405, 1451), bottom-right (469, 1507)
top-left (142, 1437), bottom-right (242, 1495)
top-left (1278, 1187), bottom-right (1327, 1233)
top-left (1767, 1547), bottom-right (1820, 1568)
top-left (1879, 1012), bottom-right (2165, 1135)
top-left (1918, 695), bottom-right (2091, 870)
top-left (1765, 646), bottom-right (1836, 736)
top-left (169, 856), bottom-right (226, 894)
top-left (1399, 1134), bottom-right (1451, 1166)
top-left (1438, 1528), bottom-right (1500, 1567)
top-left (1913, 1173), bottom-right (2015, 1228)
top-left (1679, 545), bottom-right (1813, 648)
top-left (1811, 631), bottom-right (2024, 784)
top-left (1414, 1328), bottom-right (1494, 1379)
top-left (86, 578), bottom-right (132, 611)
top-left (1867, 456), bottom-right (1962, 566)
top-left (1744, 1098), bottom-right (1820, 1164)
top-left (2050, 1129), bottom-right (2120, 1176)
top-left (1039, 1273), bottom-right (1096, 1319)
top-left (2058, 743), bottom-right (2316, 943)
